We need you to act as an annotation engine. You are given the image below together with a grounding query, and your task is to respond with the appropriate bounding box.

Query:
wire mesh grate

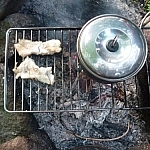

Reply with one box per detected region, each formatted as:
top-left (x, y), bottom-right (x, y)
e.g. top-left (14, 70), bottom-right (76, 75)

top-left (4, 27), bottom-right (150, 112)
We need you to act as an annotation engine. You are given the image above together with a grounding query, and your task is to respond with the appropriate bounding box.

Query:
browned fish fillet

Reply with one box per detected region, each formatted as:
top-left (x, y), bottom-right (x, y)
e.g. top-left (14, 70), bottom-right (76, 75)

top-left (13, 57), bottom-right (54, 85)
top-left (14, 39), bottom-right (62, 57)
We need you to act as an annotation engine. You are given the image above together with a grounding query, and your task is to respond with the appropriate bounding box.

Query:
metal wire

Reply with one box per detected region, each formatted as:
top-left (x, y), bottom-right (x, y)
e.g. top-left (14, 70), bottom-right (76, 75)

top-left (4, 27), bottom-right (150, 112)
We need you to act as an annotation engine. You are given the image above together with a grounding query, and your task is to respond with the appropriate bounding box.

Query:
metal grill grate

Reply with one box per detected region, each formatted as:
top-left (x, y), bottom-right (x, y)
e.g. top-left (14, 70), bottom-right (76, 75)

top-left (4, 27), bottom-right (150, 112)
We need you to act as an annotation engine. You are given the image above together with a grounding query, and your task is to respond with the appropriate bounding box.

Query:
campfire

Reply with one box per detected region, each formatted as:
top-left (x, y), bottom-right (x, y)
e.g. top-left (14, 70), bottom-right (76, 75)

top-left (5, 27), bottom-right (147, 111)
top-left (4, 26), bottom-right (150, 149)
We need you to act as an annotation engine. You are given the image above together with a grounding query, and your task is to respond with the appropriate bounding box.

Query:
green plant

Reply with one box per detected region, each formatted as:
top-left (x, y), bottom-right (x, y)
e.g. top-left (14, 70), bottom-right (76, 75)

top-left (144, 0), bottom-right (150, 12)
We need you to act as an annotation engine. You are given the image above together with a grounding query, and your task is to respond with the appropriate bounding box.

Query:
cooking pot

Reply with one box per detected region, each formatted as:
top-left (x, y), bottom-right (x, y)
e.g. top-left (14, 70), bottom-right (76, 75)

top-left (77, 14), bottom-right (148, 82)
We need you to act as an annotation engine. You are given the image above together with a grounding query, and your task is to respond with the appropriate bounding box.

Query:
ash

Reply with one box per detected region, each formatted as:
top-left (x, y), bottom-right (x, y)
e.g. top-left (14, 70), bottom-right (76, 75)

top-left (32, 82), bottom-right (148, 150)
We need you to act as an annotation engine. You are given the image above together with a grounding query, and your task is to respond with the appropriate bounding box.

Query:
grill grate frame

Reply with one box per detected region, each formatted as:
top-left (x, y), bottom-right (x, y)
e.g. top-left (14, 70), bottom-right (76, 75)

top-left (4, 27), bottom-right (150, 112)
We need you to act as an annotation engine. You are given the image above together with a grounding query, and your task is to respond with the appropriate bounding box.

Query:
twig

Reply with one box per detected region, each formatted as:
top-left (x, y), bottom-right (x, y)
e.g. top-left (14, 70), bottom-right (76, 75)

top-left (66, 122), bottom-right (130, 142)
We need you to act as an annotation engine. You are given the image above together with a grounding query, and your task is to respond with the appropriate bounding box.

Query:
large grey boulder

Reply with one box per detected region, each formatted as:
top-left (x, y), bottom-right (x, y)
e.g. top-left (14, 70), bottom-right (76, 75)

top-left (4, 13), bottom-right (42, 27)
top-left (20, 0), bottom-right (142, 27)
top-left (0, 0), bottom-right (26, 20)
top-left (0, 13), bottom-right (42, 62)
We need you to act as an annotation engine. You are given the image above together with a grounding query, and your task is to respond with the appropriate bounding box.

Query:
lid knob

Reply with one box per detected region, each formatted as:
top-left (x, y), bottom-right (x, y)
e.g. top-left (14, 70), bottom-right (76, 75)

top-left (106, 35), bottom-right (119, 52)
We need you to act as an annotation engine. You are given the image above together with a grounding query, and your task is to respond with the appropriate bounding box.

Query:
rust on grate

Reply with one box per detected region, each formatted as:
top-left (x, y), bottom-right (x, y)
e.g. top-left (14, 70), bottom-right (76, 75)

top-left (4, 27), bottom-right (150, 112)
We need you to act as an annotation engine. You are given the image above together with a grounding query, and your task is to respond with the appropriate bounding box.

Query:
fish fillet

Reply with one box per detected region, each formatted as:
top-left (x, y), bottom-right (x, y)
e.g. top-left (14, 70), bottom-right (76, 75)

top-left (14, 39), bottom-right (62, 57)
top-left (13, 57), bottom-right (54, 85)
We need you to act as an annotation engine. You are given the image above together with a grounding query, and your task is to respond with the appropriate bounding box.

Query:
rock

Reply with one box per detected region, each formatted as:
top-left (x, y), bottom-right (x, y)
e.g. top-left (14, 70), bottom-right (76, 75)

top-left (27, 129), bottom-right (56, 150)
top-left (0, 13), bottom-right (42, 62)
top-left (20, 0), bottom-right (142, 27)
top-left (0, 21), bottom-right (10, 62)
top-left (4, 13), bottom-right (42, 27)
top-left (0, 0), bottom-right (26, 20)
top-left (0, 132), bottom-right (56, 150)
top-left (0, 136), bottom-right (28, 150)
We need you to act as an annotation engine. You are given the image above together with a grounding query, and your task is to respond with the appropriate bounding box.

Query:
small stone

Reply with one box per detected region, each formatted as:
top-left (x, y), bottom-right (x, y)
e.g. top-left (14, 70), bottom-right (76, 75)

top-left (129, 135), bottom-right (133, 141)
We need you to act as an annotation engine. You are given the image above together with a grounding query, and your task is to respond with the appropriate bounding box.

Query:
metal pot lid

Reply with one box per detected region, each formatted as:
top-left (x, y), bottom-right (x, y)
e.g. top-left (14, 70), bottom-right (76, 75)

top-left (77, 14), bottom-right (148, 82)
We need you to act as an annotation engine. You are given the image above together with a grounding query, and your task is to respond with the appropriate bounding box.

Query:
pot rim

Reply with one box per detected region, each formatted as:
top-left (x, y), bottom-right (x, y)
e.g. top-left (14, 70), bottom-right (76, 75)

top-left (77, 14), bottom-right (148, 82)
